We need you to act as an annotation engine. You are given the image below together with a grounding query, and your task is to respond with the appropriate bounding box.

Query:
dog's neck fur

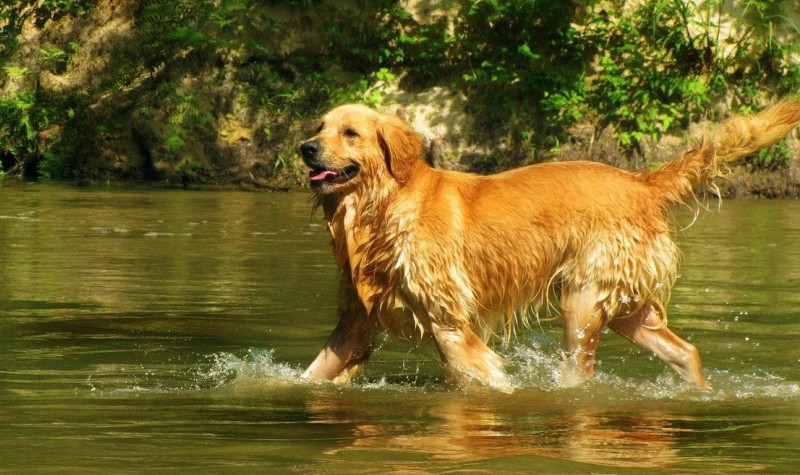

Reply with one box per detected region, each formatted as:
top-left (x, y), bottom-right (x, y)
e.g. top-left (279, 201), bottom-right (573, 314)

top-left (319, 179), bottom-right (402, 309)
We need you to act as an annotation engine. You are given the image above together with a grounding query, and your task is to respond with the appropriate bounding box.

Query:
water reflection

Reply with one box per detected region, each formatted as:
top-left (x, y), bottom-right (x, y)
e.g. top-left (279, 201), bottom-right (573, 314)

top-left (299, 386), bottom-right (774, 471)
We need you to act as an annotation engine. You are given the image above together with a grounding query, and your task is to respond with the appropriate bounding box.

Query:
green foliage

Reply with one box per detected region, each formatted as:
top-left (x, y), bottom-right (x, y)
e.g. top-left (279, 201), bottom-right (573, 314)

top-left (412, 0), bottom-right (800, 158)
top-left (3, 66), bottom-right (28, 80)
top-left (585, 4), bottom-right (698, 146)
top-left (136, 0), bottom-right (216, 63)
top-left (0, 91), bottom-right (68, 178)
top-left (1, 0), bottom-right (92, 64)
top-left (584, 0), bottom-right (800, 148)
top-left (40, 47), bottom-right (69, 73)
top-left (746, 141), bottom-right (794, 172)
top-left (0, 91), bottom-right (42, 173)
top-left (0, 1), bottom-right (96, 179)
top-left (40, 0), bottom-right (93, 16)
top-left (164, 92), bottom-right (215, 152)
top-left (2, 0), bottom-right (800, 183)
top-left (455, 2), bottom-right (587, 122)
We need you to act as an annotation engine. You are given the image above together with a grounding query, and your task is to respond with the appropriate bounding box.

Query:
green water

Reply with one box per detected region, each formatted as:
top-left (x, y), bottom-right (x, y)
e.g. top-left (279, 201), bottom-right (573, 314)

top-left (1, 185), bottom-right (799, 473)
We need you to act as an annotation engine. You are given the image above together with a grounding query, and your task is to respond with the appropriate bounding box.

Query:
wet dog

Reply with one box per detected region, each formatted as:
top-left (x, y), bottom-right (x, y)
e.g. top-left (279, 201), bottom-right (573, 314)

top-left (299, 101), bottom-right (800, 390)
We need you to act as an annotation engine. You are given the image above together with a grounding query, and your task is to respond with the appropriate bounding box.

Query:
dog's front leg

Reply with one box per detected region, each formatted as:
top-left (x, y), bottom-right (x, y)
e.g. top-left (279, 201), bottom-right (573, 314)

top-left (431, 324), bottom-right (512, 392)
top-left (302, 280), bottom-right (380, 383)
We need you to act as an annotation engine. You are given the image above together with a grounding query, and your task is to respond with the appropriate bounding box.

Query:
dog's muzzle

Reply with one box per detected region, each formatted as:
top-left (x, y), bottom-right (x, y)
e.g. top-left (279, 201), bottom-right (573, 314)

top-left (300, 140), bottom-right (321, 166)
top-left (299, 140), bottom-right (360, 187)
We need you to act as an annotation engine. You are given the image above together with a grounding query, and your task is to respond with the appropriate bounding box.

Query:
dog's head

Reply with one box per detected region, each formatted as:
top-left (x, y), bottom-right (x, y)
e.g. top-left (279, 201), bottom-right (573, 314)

top-left (300, 104), bottom-right (425, 195)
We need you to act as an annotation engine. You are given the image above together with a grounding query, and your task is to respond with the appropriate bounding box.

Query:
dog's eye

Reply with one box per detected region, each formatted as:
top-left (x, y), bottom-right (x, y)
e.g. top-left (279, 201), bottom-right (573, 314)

top-left (314, 123), bottom-right (324, 135)
top-left (343, 127), bottom-right (359, 139)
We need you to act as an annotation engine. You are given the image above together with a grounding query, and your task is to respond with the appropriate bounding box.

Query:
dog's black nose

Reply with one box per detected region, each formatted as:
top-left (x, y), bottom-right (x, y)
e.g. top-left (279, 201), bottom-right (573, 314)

top-left (300, 140), bottom-right (321, 163)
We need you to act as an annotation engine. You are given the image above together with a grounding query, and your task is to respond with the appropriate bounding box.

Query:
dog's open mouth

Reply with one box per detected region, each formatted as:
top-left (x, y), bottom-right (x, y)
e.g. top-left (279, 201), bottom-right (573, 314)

top-left (308, 164), bottom-right (360, 186)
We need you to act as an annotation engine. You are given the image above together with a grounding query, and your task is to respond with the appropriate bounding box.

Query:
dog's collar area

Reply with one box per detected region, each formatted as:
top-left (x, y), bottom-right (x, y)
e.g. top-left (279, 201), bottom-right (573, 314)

top-left (309, 164), bottom-right (360, 186)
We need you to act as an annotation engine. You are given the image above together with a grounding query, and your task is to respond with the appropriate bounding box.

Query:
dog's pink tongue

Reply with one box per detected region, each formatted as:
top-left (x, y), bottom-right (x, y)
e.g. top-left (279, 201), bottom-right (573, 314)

top-left (310, 169), bottom-right (339, 182)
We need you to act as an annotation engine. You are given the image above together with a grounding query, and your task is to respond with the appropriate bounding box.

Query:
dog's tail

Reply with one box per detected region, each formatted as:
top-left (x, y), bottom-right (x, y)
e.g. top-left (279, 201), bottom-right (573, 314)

top-left (644, 99), bottom-right (800, 202)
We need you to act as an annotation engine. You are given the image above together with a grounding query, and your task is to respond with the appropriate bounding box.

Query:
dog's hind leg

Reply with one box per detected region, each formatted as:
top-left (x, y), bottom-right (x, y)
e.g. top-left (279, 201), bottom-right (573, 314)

top-left (559, 287), bottom-right (608, 386)
top-left (432, 324), bottom-right (512, 392)
top-left (607, 304), bottom-right (707, 388)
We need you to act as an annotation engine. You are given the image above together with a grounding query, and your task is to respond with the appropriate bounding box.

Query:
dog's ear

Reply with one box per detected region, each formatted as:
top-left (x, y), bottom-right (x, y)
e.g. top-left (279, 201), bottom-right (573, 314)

top-left (377, 115), bottom-right (423, 185)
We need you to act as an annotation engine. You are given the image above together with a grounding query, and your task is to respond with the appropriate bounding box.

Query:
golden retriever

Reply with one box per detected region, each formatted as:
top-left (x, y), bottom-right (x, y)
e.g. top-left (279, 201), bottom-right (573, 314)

top-left (299, 100), bottom-right (800, 390)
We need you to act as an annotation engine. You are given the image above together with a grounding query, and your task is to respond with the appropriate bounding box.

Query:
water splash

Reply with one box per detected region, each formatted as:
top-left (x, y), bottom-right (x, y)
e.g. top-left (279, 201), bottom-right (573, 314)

top-left (502, 337), bottom-right (800, 402)
top-left (196, 349), bottom-right (429, 392)
top-left (198, 348), bottom-right (303, 389)
top-left (104, 343), bottom-right (799, 402)
top-left (703, 369), bottom-right (800, 401)
top-left (98, 349), bottom-right (303, 395)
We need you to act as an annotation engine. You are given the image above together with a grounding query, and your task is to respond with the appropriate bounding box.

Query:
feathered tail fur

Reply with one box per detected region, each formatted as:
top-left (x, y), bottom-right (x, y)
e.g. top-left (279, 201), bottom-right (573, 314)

top-left (644, 99), bottom-right (800, 202)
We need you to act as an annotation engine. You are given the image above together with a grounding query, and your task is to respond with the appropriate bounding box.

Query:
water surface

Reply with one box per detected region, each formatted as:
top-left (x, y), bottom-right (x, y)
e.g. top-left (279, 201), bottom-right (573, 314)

top-left (1, 185), bottom-right (799, 473)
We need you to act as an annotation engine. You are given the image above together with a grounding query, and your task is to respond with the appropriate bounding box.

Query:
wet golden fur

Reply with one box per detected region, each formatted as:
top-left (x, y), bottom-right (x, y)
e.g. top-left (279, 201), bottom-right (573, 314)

top-left (300, 100), bottom-right (800, 390)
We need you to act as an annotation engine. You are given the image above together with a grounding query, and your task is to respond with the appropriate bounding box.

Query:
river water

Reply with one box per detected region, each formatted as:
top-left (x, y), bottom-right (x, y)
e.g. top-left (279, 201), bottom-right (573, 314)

top-left (1, 184), bottom-right (799, 473)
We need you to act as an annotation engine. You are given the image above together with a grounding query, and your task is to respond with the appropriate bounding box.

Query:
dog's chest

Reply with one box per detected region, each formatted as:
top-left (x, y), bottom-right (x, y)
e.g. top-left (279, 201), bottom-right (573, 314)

top-left (345, 203), bottom-right (428, 329)
top-left (332, 195), bottom-right (475, 338)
